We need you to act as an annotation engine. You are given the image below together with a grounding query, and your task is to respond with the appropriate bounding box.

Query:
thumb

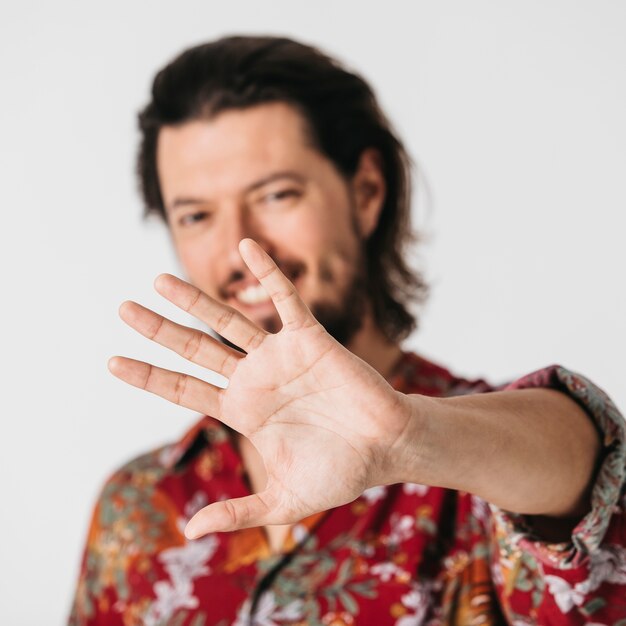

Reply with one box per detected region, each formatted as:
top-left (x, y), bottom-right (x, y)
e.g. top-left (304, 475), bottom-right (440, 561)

top-left (184, 490), bottom-right (279, 539)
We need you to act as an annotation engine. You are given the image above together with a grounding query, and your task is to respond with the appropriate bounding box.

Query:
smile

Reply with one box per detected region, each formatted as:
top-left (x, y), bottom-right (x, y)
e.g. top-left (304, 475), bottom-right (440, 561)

top-left (234, 284), bottom-right (272, 305)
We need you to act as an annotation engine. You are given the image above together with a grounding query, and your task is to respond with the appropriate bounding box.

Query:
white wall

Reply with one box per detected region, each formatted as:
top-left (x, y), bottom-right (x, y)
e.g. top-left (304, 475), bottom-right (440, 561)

top-left (1, 1), bottom-right (624, 623)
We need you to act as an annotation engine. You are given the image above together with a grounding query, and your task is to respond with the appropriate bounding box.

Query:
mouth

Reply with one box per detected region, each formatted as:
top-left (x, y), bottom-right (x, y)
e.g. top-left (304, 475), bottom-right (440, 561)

top-left (233, 283), bottom-right (273, 306)
top-left (228, 265), bottom-right (304, 310)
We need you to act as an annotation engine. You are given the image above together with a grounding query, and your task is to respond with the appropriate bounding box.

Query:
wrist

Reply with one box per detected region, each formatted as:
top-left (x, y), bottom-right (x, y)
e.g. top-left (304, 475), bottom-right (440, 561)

top-left (378, 391), bottom-right (437, 486)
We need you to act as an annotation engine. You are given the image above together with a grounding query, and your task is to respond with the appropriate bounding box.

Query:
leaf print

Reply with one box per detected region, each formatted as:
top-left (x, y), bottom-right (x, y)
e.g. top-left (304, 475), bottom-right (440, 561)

top-left (68, 357), bottom-right (626, 626)
top-left (338, 589), bottom-right (358, 615)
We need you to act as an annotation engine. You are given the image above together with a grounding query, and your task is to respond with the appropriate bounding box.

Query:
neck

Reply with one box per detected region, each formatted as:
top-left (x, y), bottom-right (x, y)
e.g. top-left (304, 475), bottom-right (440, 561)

top-left (345, 313), bottom-right (403, 381)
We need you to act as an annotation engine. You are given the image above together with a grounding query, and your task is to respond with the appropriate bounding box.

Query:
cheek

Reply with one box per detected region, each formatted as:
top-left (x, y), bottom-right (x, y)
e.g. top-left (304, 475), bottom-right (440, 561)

top-left (277, 209), bottom-right (360, 300)
top-left (175, 239), bottom-right (220, 297)
top-left (280, 212), bottom-right (325, 251)
top-left (277, 204), bottom-right (355, 259)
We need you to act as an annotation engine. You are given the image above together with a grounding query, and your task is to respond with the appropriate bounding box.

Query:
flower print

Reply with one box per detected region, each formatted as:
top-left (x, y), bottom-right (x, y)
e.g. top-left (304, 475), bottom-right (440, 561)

top-left (184, 491), bottom-right (209, 519)
top-left (143, 531), bottom-right (219, 623)
top-left (490, 557), bottom-right (505, 587)
top-left (233, 591), bottom-right (304, 626)
top-left (544, 575), bottom-right (584, 613)
top-left (291, 523), bottom-right (309, 544)
top-left (394, 583), bottom-right (429, 626)
top-left (174, 490), bottom-right (213, 539)
top-left (575, 544), bottom-right (626, 595)
top-left (403, 483), bottom-right (429, 497)
top-left (270, 598), bottom-right (305, 621)
top-left (70, 357), bottom-right (626, 625)
top-left (144, 580), bottom-right (199, 626)
top-left (362, 485), bottom-right (387, 503)
top-left (322, 611), bottom-right (355, 625)
top-left (386, 514), bottom-right (415, 547)
top-left (370, 561), bottom-right (409, 583)
top-left (159, 534), bottom-right (218, 586)
top-left (470, 495), bottom-right (490, 524)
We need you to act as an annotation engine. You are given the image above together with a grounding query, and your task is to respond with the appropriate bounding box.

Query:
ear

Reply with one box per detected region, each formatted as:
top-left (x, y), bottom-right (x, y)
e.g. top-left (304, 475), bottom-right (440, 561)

top-left (350, 148), bottom-right (386, 240)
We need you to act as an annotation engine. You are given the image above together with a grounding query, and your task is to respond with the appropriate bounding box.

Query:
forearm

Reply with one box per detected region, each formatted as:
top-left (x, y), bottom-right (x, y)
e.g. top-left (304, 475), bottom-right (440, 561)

top-left (394, 388), bottom-right (602, 517)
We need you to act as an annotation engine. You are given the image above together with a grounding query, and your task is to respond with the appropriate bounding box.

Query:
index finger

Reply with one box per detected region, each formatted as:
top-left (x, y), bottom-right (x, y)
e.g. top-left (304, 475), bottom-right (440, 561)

top-left (238, 238), bottom-right (315, 331)
top-left (154, 274), bottom-right (267, 353)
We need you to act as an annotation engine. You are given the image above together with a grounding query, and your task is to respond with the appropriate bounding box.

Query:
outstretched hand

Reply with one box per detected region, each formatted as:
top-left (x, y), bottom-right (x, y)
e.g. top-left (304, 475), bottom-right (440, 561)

top-left (109, 239), bottom-right (413, 539)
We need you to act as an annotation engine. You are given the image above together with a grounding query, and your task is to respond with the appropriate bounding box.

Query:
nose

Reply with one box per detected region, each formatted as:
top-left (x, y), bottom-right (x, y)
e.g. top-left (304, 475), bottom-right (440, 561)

top-left (220, 202), bottom-right (272, 274)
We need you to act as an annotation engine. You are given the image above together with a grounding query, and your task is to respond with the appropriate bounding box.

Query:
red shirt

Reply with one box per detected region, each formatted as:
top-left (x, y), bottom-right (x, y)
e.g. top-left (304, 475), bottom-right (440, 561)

top-left (69, 353), bottom-right (626, 625)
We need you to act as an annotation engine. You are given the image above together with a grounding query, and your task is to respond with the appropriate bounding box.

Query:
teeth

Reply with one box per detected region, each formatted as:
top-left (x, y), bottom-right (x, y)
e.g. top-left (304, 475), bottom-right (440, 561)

top-left (235, 284), bottom-right (271, 305)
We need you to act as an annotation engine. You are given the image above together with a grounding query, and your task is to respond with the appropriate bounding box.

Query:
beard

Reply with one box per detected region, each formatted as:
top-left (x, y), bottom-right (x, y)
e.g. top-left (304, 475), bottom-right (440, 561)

top-left (308, 257), bottom-right (369, 346)
top-left (217, 198), bottom-right (370, 350)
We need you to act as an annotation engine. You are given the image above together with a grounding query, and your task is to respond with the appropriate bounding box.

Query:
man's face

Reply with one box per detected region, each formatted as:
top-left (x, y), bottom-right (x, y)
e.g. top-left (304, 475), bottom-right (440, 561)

top-left (156, 102), bottom-right (378, 343)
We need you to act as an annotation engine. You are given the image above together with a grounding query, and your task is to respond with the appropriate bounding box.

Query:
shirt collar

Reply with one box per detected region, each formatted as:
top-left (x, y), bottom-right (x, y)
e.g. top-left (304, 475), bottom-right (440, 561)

top-left (161, 414), bottom-right (230, 470)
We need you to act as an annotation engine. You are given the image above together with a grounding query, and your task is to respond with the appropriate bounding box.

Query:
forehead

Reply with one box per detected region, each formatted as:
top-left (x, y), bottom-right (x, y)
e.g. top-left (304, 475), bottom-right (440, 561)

top-left (156, 102), bottom-right (322, 201)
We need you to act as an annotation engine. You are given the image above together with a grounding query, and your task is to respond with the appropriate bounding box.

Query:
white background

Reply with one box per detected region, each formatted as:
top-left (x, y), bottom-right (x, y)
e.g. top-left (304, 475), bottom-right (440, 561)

top-left (1, 1), bottom-right (624, 623)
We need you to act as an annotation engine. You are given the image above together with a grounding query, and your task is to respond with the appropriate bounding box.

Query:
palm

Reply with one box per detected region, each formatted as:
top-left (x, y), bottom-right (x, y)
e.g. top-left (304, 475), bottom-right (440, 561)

top-left (109, 239), bottom-right (406, 538)
top-left (223, 330), bottom-right (393, 518)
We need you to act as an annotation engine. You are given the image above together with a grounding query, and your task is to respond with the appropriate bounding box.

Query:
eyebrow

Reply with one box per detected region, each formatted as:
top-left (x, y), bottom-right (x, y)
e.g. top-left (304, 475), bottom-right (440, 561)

top-left (169, 170), bottom-right (306, 212)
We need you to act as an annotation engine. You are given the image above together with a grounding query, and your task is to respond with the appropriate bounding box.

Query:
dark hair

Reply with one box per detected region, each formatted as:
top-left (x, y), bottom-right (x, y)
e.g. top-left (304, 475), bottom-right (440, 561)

top-left (137, 35), bottom-right (427, 342)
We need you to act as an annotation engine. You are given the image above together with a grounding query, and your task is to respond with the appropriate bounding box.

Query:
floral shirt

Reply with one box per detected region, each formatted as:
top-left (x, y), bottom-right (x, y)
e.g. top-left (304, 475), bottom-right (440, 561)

top-left (69, 353), bottom-right (626, 625)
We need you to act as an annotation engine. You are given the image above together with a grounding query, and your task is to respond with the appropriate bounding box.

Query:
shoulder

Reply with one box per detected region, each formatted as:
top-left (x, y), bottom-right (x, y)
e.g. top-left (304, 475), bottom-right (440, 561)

top-left (98, 443), bottom-right (172, 504)
top-left (76, 442), bottom-right (186, 597)
top-left (70, 441), bottom-right (196, 622)
top-left (98, 415), bottom-right (223, 502)
top-left (88, 416), bottom-right (227, 542)
top-left (89, 443), bottom-right (183, 543)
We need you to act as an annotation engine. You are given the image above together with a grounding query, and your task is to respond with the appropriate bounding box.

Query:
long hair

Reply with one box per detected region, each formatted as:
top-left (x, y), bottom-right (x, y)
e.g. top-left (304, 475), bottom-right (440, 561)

top-left (137, 35), bottom-right (428, 341)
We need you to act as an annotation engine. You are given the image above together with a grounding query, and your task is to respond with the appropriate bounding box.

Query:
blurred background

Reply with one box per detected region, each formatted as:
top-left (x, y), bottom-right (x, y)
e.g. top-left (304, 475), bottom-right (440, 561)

top-left (1, 1), bottom-right (624, 623)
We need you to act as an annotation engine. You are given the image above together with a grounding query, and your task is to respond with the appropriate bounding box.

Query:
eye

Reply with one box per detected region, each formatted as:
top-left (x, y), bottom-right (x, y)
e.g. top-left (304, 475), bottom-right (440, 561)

top-left (178, 211), bottom-right (212, 227)
top-left (261, 189), bottom-right (301, 205)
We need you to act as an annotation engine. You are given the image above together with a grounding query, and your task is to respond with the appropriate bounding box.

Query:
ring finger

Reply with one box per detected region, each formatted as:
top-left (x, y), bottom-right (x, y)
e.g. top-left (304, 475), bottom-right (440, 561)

top-left (118, 300), bottom-right (243, 378)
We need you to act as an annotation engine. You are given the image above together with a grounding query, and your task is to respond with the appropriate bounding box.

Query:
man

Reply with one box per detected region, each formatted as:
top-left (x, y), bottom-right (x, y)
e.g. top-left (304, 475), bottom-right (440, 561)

top-left (69, 36), bottom-right (626, 625)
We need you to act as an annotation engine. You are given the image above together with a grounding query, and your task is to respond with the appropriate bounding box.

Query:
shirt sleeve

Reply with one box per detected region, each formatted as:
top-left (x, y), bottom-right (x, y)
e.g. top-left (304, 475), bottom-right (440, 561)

top-left (487, 365), bottom-right (626, 624)
top-left (67, 493), bottom-right (126, 626)
top-left (67, 446), bottom-right (178, 626)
